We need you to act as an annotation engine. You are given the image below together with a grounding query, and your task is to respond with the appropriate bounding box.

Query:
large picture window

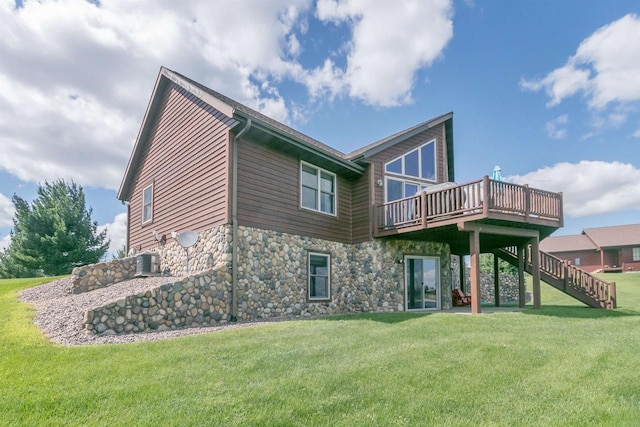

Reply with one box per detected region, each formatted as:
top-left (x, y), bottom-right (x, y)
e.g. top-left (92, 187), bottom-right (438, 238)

top-left (301, 162), bottom-right (336, 215)
top-left (308, 252), bottom-right (330, 301)
top-left (142, 184), bottom-right (153, 224)
top-left (385, 140), bottom-right (436, 182)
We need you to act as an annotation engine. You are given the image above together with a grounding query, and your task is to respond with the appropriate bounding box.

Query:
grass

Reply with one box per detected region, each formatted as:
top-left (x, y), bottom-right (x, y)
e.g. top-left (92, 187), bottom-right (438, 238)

top-left (1, 274), bottom-right (640, 426)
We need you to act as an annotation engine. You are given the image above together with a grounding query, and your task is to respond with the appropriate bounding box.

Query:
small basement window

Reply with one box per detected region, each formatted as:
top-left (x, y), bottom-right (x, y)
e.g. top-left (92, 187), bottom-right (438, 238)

top-left (142, 184), bottom-right (153, 224)
top-left (308, 252), bottom-right (330, 301)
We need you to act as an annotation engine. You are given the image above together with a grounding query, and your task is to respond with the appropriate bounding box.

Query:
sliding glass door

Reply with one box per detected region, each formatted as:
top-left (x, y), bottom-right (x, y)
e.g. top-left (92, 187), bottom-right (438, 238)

top-left (405, 256), bottom-right (440, 310)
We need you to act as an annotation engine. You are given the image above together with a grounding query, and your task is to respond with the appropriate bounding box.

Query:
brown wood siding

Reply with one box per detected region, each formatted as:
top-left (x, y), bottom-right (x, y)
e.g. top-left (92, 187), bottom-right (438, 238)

top-left (351, 164), bottom-right (371, 243)
top-left (236, 138), bottom-right (352, 243)
top-left (367, 123), bottom-right (449, 206)
top-left (128, 84), bottom-right (233, 252)
top-left (551, 250), bottom-right (601, 273)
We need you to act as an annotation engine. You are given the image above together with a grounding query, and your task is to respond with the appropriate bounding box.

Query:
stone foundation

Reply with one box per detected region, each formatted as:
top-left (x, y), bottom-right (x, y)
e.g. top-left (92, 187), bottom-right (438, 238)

top-left (235, 226), bottom-right (452, 320)
top-left (70, 257), bottom-right (137, 294)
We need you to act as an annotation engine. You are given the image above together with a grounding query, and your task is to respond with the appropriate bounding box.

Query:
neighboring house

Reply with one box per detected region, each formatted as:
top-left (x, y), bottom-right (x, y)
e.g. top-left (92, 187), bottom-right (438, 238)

top-left (541, 224), bottom-right (640, 273)
top-left (117, 67), bottom-right (566, 320)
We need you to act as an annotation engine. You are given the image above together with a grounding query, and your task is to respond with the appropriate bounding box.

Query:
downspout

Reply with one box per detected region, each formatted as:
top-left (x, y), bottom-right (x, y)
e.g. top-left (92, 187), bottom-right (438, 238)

top-left (231, 118), bottom-right (252, 322)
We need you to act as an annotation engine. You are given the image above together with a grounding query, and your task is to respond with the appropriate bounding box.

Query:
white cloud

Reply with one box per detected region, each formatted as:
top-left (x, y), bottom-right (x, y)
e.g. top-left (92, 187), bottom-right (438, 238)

top-left (0, 233), bottom-right (10, 252)
top-left (315, 0), bottom-right (454, 106)
top-left (98, 212), bottom-right (127, 257)
top-left (0, 192), bottom-right (14, 227)
top-left (521, 14), bottom-right (640, 110)
top-left (509, 160), bottom-right (640, 217)
top-left (545, 114), bottom-right (568, 139)
top-left (0, 0), bottom-right (454, 193)
top-left (0, 0), bottom-right (311, 191)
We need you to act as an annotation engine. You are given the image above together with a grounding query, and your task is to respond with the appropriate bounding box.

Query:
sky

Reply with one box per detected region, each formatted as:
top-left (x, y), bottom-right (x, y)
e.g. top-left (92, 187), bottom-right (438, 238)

top-left (1, 0), bottom-right (640, 256)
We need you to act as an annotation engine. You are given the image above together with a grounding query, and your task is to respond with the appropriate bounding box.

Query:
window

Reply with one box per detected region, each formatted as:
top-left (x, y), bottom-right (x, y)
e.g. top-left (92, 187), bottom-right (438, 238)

top-left (574, 258), bottom-right (581, 266)
top-left (633, 247), bottom-right (640, 262)
top-left (385, 140), bottom-right (436, 182)
top-left (301, 162), bottom-right (336, 215)
top-left (142, 184), bottom-right (153, 224)
top-left (308, 252), bottom-right (330, 301)
top-left (385, 177), bottom-right (428, 202)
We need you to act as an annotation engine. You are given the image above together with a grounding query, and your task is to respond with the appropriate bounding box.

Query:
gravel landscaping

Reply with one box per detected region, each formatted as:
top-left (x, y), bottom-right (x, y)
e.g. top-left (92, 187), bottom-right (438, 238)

top-left (19, 277), bottom-right (270, 346)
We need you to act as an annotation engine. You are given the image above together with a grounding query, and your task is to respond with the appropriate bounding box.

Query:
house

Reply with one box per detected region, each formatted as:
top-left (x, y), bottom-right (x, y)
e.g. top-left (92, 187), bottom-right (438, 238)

top-left (115, 66), bottom-right (600, 324)
top-left (541, 224), bottom-right (640, 273)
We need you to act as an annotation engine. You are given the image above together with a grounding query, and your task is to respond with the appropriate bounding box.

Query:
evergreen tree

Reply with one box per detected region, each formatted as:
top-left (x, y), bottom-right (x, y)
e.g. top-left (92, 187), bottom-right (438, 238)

top-left (0, 180), bottom-right (109, 277)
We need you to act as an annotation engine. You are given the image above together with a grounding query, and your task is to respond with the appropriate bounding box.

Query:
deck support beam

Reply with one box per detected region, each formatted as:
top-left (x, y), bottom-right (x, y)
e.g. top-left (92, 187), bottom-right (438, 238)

top-left (531, 236), bottom-right (541, 309)
top-left (518, 245), bottom-right (526, 308)
top-left (493, 253), bottom-right (500, 307)
top-left (459, 255), bottom-right (466, 294)
top-left (469, 229), bottom-right (481, 314)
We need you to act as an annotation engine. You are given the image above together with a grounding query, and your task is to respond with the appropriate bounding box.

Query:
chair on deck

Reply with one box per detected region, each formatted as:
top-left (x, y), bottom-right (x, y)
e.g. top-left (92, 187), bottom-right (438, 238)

top-left (452, 288), bottom-right (471, 306)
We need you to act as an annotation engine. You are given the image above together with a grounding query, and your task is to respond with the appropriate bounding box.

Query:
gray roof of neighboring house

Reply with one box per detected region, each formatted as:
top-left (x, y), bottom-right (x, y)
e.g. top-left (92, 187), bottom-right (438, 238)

top-left (540, 234), bottom-right (597, 253)
top-left (583, 223), bottom-right (640, 248)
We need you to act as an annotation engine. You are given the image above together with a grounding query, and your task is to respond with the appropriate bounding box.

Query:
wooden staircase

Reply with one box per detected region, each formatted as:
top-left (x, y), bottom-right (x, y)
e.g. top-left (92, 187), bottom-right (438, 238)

top-left (495, 247), bottom-right (616, 309)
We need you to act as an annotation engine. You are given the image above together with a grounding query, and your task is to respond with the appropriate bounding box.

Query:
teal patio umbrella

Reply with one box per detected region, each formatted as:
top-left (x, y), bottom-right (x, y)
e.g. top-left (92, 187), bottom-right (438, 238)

top-left (492, 165), bottom-right (503, 181)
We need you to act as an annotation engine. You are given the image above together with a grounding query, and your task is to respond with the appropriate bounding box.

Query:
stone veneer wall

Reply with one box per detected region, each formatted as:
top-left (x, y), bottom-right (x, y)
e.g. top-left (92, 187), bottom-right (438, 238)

top-left (154, 225), bottom-right (231, 277)
top-left (70, 257), bottom-right (137, 294)
top-left (85, 268), bottom-right (232, 334)
top-left (234, 225), bottom-right (451, 320)
top-left (85, 225), bottom-right (453, 335)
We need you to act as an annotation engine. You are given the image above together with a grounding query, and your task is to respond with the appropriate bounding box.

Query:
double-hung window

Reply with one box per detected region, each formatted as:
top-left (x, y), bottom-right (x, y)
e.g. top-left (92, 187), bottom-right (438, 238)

top-left (308, 252), bottom-right (330, 301)
top-left (633, 247), bottom-right (640, 262)
top-left (301, 162), bottom-right (336, 215)
top-left (142, 184), bottom-right (153, 224)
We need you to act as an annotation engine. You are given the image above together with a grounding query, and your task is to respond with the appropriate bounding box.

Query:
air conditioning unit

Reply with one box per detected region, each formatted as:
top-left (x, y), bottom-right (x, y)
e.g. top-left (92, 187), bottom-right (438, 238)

top-left (135, 253), bottom-right (160, 277)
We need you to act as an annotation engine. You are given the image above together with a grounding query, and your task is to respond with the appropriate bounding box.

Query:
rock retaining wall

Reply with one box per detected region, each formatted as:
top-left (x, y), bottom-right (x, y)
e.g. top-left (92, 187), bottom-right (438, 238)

top-left (84, 268), bottom-right (232, 334)
top-left (71, 257), bottom-right (137, 294)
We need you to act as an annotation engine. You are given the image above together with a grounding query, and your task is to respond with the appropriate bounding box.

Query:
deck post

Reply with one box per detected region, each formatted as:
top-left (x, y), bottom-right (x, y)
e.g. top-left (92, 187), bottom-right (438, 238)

top-left (469, 230), bottom-right (481, 314)
top-left (421, 192), bottom-right (427, 228)
top-left (493, 253), bottom-right (500, 307)
top-left (482, 175), bottom-right (490, 215)
top-left (524, 184), bottom-right (530, 222)
top-left (531, 236), bottom-right (541, 309)
top-left (459, 255), bottom-right (466, 294)
top-left (518, 245), bottom-right (526, 308)
top-left (610, 282), bottom-right (616, 309)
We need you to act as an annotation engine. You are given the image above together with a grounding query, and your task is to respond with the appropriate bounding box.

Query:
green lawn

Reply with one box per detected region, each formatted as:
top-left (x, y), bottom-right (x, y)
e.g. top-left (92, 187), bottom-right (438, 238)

top-left (1, 273), bottom-right (640, 426)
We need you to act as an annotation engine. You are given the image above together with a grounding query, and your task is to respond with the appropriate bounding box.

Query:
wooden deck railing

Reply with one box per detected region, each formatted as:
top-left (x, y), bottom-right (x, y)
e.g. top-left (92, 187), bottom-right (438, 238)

top-left (502, 246), bottom-right (616, 309)
top-left (376, 176), bottom-right (563, 231)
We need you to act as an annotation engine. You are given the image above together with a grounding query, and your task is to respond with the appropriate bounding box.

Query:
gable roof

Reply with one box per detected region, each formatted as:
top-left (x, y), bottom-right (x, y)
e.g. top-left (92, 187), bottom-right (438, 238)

top-left (540, 234), bottom-right (597, 253)
top-left (583, 224), bottom-right (640, 248)
top-left (347, 112), bottom-right (455, 182)
top-left (118, 66), bottom-right (453, 200)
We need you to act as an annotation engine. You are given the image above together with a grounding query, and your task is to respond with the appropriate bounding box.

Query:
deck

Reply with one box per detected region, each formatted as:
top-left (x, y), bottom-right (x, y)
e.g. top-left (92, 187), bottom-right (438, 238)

top-left (374, 176), bottom-right (563, 253)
